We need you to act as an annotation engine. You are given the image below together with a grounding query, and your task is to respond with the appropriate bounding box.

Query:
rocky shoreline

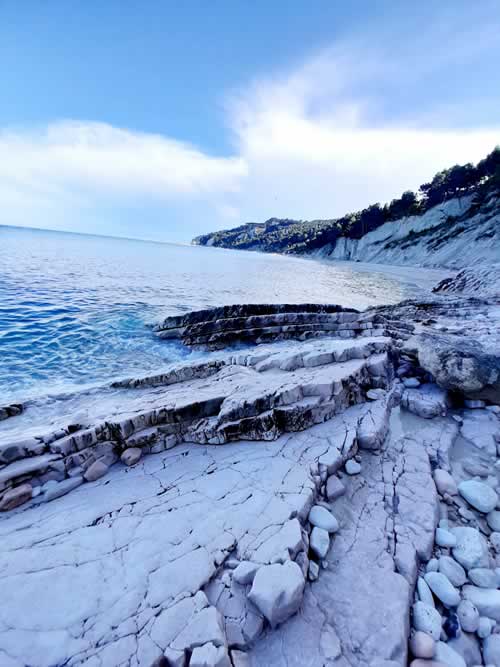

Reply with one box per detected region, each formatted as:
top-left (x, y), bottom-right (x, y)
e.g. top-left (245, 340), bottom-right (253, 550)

top-left (0, 271), bottom-right (499, 666)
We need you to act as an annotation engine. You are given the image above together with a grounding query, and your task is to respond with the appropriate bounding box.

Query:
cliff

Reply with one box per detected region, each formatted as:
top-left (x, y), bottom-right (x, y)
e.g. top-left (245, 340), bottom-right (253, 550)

top-left (193, 148), bottom-right (500, 270)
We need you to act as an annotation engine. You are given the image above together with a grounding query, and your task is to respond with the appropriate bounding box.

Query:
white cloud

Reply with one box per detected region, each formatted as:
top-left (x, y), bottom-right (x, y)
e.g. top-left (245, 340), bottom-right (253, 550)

top-left (1, 13), bottom-right (499, 240)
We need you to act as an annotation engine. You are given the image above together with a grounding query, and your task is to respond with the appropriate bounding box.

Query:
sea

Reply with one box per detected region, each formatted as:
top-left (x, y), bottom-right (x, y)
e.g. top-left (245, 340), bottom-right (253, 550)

top-left (0, 225), bottom-right (448, 406)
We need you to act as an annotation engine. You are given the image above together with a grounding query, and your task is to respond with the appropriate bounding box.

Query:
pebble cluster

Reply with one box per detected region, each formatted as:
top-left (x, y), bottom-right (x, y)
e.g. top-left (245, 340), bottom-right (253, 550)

top-left (410, 405), bottom-right (500, 666)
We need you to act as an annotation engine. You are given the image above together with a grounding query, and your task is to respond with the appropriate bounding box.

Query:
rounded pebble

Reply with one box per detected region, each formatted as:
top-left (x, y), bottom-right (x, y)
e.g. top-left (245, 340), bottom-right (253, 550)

top-left (457, 599), bottom-right (480, 633)
top-left (409, 630), bottom-right (436, 659)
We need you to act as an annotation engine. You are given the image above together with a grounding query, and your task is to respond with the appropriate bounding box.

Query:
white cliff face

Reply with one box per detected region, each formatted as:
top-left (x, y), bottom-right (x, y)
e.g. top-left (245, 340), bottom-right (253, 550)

top-left (314, 195), bottom-right (500, 269)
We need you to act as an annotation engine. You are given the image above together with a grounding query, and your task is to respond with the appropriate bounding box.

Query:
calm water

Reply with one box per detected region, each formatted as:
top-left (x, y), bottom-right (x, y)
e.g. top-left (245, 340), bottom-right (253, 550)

top-left (0, 225), bottom-right (445, 404)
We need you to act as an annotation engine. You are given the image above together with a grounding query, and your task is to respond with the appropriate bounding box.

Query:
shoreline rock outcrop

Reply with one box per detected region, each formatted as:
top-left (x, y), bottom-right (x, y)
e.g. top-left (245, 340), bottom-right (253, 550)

top-left (0, 289), bottom-right (499, 667)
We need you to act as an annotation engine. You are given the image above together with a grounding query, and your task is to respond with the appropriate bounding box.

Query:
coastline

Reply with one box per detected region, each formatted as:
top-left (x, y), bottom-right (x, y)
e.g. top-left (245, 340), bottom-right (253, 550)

top-left (1, 272), bottom-right (499, 665)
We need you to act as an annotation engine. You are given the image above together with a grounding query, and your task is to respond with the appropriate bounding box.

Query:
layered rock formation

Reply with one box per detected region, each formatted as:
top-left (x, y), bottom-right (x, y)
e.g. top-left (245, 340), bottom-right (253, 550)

top-left (0, 292), bottom-right (499, 667)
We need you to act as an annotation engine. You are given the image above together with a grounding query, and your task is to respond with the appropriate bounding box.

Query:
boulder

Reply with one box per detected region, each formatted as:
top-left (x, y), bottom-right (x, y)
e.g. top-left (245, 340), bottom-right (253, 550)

top-left (415, 333), bottom-right (500, 403)
top-left (248, 561), bottom-right (305, 628)
top-left (308, 506), bottom-right (339, 533)
top-left (458, 480), bottom-right (498, 513)
top-left (487, 510), bottom-right (500, 532)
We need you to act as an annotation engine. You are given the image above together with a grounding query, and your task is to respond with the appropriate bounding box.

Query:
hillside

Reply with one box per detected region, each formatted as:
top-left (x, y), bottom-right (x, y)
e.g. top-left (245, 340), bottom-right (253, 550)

top-left (193, 147), bottom-right (500, 269)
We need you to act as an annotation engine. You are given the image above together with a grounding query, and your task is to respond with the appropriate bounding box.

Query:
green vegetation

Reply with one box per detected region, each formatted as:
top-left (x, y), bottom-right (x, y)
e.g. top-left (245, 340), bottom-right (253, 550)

top-left (193, 147), bottom-right (500, 254)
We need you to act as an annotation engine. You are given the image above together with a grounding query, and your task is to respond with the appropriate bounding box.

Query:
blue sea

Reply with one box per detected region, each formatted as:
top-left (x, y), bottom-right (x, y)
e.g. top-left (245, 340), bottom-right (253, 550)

top-left (0, 225), bottom-right (446, 404)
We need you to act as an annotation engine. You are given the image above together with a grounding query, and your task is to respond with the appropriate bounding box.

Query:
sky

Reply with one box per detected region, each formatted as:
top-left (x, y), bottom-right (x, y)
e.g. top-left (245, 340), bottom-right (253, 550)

top-left (1, 1), bottom-right (500, 242)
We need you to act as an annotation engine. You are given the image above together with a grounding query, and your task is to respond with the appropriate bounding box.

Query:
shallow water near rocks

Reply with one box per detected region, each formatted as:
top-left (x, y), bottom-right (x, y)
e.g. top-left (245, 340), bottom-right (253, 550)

top-left (0, 225), bottom-right (447, 404)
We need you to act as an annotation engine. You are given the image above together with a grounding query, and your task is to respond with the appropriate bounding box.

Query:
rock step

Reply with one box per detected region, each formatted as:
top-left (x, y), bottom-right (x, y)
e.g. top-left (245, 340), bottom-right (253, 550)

top-left (0, 341), bottom-right (394, 509)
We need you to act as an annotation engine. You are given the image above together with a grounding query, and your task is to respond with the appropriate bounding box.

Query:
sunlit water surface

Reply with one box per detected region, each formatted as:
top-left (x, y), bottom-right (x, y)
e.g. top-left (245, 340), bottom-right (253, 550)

top-left (0, 225), bottom-right (447, 405)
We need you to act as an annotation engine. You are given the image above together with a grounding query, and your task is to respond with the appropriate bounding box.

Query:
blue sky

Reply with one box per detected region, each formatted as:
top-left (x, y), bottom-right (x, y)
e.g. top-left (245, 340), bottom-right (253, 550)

top-left (1, 1), bottom-right (499, 241)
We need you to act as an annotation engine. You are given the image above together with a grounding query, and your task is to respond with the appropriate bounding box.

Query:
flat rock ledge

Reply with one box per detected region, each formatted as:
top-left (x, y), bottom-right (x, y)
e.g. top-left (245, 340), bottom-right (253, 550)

top-left (0, 294), bottom-right (499, 667)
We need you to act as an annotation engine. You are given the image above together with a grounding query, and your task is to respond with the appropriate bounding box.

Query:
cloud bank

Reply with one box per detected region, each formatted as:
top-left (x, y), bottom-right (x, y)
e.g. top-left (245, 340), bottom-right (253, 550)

top-left (1, 14), bottom-right (499, 240)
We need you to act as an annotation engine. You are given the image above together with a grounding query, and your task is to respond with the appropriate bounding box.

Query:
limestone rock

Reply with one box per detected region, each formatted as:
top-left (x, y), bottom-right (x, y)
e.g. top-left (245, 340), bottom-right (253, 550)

top-left (310, 527), bottom-right (330, 560)
top-left (439, 557), bottom-right (466, 587)
top-left (189, 643), bottom-right (231, 667)
top-left (424, 572), bottom-right (460, 608)
top-left (248, 561), bottom-right (304, 628)
top-left (83, 459), bottom-right (109, 482)
top-left (457, 600), bottom-right (480, 633)
top-left (483, 634), bottom-right (500, 666)
top-left (345, 459), bottom-right (361, 475)
top-left (462, 586), bottom-right (500, 621)
top-left (458, 480), bottom-right (498, 513)
top-left (434, 640), bottom-right (466, 667)
top-left (451, 527), bottom-right (489, 570)
top-left (436, 528), bottom-right (457, 548)
top-left (0, 483), bottom-right (32, 511)
top-left (409, 630), bottom-right (436, 659)
top-left (469, 568), bottom-right (498, 588)
top-left (487, 510), bottom-right (500, 532)
top-left (233, 561), bottom-right (259, 586)
top-left (434, 469), bottom-right (458, 497)
top-left (120, 447), bottom-right (142, 466)
top-left (308, 506), bottom-right (339, 533)
top-left (413, 602), bottom-right (442, 640)
top-left (325, 476), bottom-right (345, 501)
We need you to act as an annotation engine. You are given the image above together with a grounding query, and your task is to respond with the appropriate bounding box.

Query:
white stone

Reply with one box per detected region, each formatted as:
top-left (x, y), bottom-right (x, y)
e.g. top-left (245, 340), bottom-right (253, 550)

top-left (427, 558), bottom-right (439, 573)
top-left (233, 561), bottom-right (259, 585)
top-left (458, 480), bottom-right (498, 514)
top-left (83, 459), bottom-right (109, 482)
top-left (417, 577), bottom-right (435, 606)
top-left (483, 634), bottom-right (500, 665)
top-left (457, 599), bottom-right (480, 633)
top-left (487, 510), bottom-right (500, 532)
top-left (412, 601), bottom-right (442, 640)
top-left (310, 527), bottom-right (330, 560)
top-left (477, 616), bottom-right (494, 638)
top-left (248, 561), bottom-right (304, 628)
top-left (308, 506), bottom-right (339, 533)
top-left (308, 560), bottom-right (319, 581)
top-left (451, 527), bottom-right (489, 570)
top-left (463, 586), bottom-right (500, 621)
top-left (325, 476), bottom-right (345, 501)
top-left (410, 630), bottom-right (435, 659)
top-left (189, 643), bottom-right (231, 667)
top-left (404, 378), bottom-right (421, 388)
top-left (345, 459), bottom-right (361, 475)
top-left (434, 469), bottom-right (458, 496)
top-left (469, 568), bottom-right (498, 589)
top-left (424, 572), bottom-right (460, 608)
top-left (438, 557), bottom-right (466, 587)
top-left (435, 528), bottom-right (457, 548)
top-left (120, 447), bottom-right (142, 466)
top-left (434, 640), bottom-right (466, 667)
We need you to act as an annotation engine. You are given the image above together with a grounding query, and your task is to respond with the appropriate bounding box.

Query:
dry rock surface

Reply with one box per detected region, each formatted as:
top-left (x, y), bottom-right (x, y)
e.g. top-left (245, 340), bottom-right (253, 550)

top-left (0, 293), bottom-right (499, 667)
